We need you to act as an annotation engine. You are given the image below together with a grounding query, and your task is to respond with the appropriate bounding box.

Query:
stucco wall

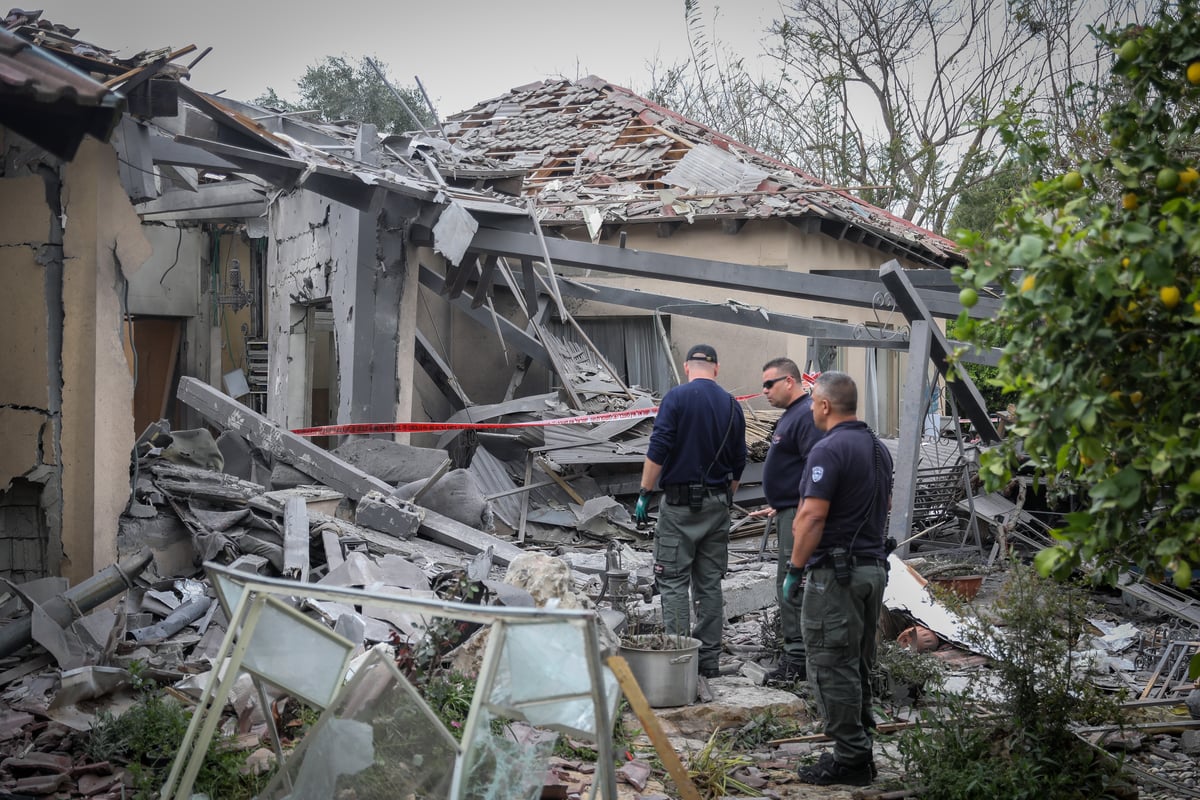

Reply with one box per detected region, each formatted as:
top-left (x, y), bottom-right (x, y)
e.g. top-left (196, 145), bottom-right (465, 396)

top-left (60, 138), bottom-right (151, 584)
top-left (0, 134), bottom-right (149, 584)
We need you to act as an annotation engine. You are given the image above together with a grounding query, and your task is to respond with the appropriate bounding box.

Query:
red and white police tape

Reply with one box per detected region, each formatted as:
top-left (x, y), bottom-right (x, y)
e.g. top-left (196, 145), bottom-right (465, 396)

top-left (290, 372), bottom-right (820, 438)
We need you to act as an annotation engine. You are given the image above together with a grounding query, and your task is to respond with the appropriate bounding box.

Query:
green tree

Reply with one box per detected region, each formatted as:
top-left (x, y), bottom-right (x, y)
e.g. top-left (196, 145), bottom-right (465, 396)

top-left (255, 56), bottom-right (435, 134)
top-left (956, 0), bottom-right (1200, 586)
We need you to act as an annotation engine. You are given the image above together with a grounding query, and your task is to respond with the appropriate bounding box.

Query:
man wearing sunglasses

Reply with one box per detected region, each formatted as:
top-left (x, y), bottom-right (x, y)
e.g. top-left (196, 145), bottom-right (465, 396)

top-left (754, 358), bottom-right (823, 685)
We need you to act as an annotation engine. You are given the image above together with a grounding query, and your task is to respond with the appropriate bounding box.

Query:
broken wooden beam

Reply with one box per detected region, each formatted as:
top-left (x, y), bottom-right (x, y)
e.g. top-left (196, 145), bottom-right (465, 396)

top-left (175, 377), bottom-right (525, 565)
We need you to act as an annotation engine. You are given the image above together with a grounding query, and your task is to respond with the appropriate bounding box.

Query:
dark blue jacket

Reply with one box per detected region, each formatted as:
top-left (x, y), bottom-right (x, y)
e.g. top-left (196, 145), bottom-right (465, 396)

top-left (762, 394), bottom-right (824, 509)
top-left (647, 378), bottom-right (746, 487)
top-left (800, 420), bottom-right (893, 559)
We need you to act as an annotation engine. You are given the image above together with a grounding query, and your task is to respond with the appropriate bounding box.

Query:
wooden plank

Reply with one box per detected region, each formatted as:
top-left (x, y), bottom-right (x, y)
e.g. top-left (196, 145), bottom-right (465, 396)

top-left (606, 656), bottom-right (703, 800)
top-left (535, 457), bottom-right (585, 505)
top-left (175, 377), bottom-right (525, 565)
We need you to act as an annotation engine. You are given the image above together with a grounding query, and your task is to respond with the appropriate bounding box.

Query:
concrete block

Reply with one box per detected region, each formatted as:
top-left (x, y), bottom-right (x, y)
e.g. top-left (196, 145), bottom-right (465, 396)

top-left (740, 661), bottom-right (769, 686)
top-left (354, 491), bottom-right (422, 540)
top-left (1182, 729), bottom-right (1200, 754)
top-left (721, 568), bottom-right (777, 621)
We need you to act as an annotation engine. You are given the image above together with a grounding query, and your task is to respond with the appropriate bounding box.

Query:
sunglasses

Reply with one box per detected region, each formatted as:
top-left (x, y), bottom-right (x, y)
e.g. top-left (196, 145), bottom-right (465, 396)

top-left (762, 376), bottom-right (791, 390)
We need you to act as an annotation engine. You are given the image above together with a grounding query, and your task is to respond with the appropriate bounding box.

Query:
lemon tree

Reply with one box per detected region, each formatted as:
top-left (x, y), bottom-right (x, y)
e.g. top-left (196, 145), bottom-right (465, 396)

top-left (956, 0), bottom-right (1200, 587)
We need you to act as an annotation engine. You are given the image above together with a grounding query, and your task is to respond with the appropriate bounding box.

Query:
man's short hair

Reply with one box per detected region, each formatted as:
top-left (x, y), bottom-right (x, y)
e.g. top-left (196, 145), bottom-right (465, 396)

top-left (814, 371), bottom-right (857, 414)
top-left (686, 344), bottom-right (718, 363)
top-left (761, 357), bottom-right (800, 379)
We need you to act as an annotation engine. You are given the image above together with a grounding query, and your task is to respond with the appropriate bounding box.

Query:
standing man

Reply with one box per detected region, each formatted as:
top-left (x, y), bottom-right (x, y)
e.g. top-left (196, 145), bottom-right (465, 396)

top-left (756, 358), bottom-right (824, 685)
top-left (783, 371), bottom-right (893, 786)
top-left (634, 344), bottom-right (746, 678)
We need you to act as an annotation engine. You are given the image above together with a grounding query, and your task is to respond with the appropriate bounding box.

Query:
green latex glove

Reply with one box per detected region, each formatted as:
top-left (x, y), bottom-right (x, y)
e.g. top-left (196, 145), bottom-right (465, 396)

top-left (782, 563), bottom-right (805, 606)
top-left (634, 490), bottom-right (651, 527)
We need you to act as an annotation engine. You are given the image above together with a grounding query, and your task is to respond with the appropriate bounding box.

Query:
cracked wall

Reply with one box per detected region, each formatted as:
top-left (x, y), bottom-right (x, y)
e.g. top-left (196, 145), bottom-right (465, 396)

top-left (0, 130), bottom-right (151, 584)
top-left (265, 187), bottom-right (417, 436)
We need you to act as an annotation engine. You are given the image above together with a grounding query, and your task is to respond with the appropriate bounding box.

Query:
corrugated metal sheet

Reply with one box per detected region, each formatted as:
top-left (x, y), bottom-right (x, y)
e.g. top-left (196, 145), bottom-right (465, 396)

top-left (661, 143), bottom-right (768, 194)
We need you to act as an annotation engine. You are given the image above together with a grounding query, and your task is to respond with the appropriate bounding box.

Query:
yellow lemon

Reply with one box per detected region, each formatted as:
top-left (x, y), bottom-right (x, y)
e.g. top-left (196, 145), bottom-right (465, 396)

top-left (1180, 167), bottom-right (1199, 186)
top-left (1189, 62), bottom-right (1200, 85)
top-left (1020, 274), bottom-right (1036, 293)
top-left (1130, 390), bottom-right (1145, 406)
top-left (1122, 192), bottom-right (1139, 210)
top-left (1161, 285), bottom-right (1182, 310)
top-left (1063, 171), bottom-right (1084, 191)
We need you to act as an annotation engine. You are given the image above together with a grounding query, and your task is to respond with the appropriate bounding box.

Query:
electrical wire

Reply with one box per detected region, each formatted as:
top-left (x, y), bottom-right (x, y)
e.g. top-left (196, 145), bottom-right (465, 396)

top-left (157, 226), bottom-right (184, 285)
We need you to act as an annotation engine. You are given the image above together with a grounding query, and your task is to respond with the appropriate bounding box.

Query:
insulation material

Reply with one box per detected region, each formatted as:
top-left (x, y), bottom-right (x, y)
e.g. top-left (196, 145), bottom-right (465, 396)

top-left (431, 200), bottom-right (478, 266)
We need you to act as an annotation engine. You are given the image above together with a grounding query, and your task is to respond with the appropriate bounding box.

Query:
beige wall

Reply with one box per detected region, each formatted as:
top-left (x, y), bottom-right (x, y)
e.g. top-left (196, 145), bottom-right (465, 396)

top-left (1, 135), bottom-right (151, 584)
top-left (559, 219), bottom-right (920, 425)
top-left (59, 139), bottom-right (151, 584)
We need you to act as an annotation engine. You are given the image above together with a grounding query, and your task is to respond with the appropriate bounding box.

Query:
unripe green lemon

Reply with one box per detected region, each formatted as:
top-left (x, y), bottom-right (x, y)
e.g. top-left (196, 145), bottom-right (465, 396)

top-left (959, 287), bottom-right (979, 308)
top-left (1157, 167), bottom-right (1180, 192)
top-left (1118, 40), bottom-right (1140, 63)
top-left (1063, 171), bottom-right (1083, 191)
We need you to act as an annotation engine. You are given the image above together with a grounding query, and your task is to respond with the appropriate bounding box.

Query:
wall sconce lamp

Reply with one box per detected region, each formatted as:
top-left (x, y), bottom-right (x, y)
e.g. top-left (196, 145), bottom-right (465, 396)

top-left (218, 258), bottom-right (254, 312)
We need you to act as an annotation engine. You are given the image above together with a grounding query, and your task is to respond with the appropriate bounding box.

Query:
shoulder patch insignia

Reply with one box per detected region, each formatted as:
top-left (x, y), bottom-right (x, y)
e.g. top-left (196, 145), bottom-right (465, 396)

top-left (811, 466), bottom-right (824, 482)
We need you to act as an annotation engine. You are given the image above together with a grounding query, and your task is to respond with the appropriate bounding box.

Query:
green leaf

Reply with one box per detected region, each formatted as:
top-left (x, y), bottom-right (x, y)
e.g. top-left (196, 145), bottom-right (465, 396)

top-left (1121, 222), bottom-right (1154, 243)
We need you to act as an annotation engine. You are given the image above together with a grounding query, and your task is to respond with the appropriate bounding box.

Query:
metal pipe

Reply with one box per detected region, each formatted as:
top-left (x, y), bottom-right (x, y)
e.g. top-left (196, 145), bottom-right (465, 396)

top-left (0, 548), bottom-right (153, 657)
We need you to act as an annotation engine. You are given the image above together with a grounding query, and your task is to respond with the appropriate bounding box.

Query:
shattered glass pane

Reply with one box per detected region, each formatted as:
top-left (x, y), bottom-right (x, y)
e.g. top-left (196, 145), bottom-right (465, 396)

top-left (488, 620), bottom-right (620, 740)
top-left (241, 597), bottom-right (353, 708)
top-left (259, 649), bottom-right (459, 800)
top-left (459, 707), bottom-right (555, 800)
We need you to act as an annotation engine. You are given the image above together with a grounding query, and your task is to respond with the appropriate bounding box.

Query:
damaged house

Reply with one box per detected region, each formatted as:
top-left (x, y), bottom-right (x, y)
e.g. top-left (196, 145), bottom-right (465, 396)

top-left (5, 14), bottom-right (1200, 800)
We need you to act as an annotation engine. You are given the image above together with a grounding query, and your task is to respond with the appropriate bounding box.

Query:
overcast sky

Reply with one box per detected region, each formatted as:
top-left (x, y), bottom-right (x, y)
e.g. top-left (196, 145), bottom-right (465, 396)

top-left (42, 1), bottom-right (785, 116)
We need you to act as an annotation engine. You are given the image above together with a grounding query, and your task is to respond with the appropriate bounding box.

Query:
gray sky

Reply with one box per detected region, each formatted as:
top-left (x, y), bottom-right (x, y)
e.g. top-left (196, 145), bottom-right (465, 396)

top-left (42, 1), bottom-right (783, 116)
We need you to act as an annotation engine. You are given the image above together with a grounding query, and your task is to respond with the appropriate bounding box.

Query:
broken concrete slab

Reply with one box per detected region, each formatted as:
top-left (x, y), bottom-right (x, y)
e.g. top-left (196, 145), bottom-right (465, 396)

top-left (393, 468), bottom-right (493, 530)
top-left (177, 377), bottom-right (525, 565)
top-left (331, 438), bottom-right (451, 486)
top-left (354, 491), bottom-right (422, 540)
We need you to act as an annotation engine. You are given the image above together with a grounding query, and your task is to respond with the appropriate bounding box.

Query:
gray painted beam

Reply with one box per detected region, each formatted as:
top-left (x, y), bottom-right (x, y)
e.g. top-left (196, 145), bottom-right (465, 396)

top-left (415, 329), bottom-right (471, 410)
top-left (879, 261), bottom-right (1000, 443)
top-left (418, 264), bottom-right (552, 368)
top-left (468, 227), bottom-right (996, 320)
top-left (135, 182), bottom-right (266, 215)
top-left (888, 320), bottom-right (932, 558)
top-left (175, 377), bottom-right (525, 565)
top-left (518, 277), bottom-right (1001, 364)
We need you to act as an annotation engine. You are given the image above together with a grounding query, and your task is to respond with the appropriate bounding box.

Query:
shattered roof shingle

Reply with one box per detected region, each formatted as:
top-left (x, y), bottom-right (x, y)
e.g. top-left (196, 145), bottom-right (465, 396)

top-left (446, 75), bottom-right (961, 266)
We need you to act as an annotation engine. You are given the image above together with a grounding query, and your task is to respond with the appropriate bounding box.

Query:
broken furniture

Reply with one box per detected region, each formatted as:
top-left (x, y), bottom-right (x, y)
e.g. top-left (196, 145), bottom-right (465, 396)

top-left (163, 562), bottom-right (622, 800)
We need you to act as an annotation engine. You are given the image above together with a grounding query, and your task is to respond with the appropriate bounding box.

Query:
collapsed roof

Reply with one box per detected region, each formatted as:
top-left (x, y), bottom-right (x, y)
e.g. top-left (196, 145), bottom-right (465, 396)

top-left (446, 75), bottom-right (963, 268)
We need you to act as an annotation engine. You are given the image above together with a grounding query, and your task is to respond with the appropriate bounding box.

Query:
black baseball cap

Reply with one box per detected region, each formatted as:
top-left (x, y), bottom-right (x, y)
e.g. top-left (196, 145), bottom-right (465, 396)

top-left (686, 344), bottom-right (718, 363)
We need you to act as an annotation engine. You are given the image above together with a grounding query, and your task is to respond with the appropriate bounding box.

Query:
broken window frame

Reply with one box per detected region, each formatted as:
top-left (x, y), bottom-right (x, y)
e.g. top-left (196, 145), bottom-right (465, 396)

top-left (161, 562), bottom-right (621, 800)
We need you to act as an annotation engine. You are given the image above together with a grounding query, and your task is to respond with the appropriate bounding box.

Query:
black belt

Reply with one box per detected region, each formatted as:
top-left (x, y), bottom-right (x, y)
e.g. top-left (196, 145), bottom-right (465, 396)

top-left (810, 555), bottom-right (887, 568)
top-left (662, 483), bottom-right (729, 493)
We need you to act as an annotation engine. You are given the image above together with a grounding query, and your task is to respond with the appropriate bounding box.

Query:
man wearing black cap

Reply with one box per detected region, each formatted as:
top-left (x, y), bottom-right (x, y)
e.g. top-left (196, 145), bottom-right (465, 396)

top-left (635, 344), bottom-right (747, 678)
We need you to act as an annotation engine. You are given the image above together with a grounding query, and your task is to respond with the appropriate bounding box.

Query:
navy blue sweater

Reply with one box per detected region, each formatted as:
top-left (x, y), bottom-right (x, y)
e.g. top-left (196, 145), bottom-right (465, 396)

top-left (762, 394), bottom-right (824, 509)
top-left (647, 378), bottom-right (747, 487)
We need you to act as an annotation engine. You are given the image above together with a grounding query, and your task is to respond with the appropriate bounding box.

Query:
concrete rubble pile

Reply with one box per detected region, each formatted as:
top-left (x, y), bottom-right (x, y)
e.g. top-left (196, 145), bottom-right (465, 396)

top-left (3, 379), bottom-right (1200, 797)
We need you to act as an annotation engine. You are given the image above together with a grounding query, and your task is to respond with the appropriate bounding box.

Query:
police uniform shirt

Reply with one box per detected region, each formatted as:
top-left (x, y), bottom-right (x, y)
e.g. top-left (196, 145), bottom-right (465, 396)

top-left (762, 393), bottom-right (824, 510)
top-left (647, 378), bottom-right (747, 487)
top-left (800, 420), bottom-right (894, 559)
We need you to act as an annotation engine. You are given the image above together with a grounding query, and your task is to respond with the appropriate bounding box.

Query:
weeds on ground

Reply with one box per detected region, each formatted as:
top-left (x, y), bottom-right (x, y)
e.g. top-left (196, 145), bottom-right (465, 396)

top-left (683, 729), bottom-right (764, 798)
top-left (86, 691), bottom-right (268, 800)
top-left (897, 560), bottom-right (1131, 799)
